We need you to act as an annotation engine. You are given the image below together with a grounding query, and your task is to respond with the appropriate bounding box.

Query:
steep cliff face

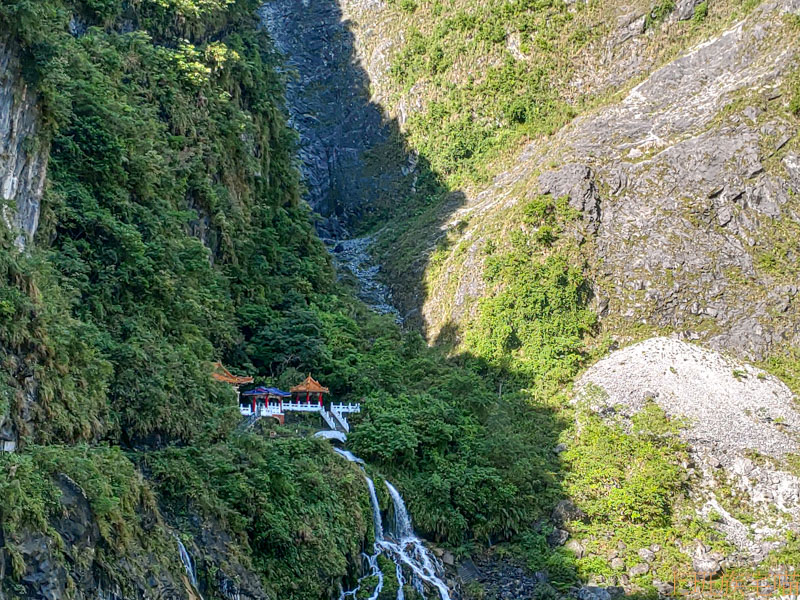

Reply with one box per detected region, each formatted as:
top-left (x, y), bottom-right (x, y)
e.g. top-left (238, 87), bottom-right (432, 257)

top-left (2, 451), bottom-right (276, 600)
top-left (411, 0), bottom-right (800, 359)
top-left (0, 36), bottom-right (47, 250)
top-left (318, 0), bottom-right (800, 360)
top-left (0, 36), bottom-right (49, 452)
top-left (259, 0), bottom-right (414, 236)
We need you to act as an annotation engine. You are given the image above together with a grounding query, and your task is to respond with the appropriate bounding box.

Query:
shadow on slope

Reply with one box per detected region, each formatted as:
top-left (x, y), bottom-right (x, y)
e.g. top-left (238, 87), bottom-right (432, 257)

top-left (254, 1), bottom-right (688, 599)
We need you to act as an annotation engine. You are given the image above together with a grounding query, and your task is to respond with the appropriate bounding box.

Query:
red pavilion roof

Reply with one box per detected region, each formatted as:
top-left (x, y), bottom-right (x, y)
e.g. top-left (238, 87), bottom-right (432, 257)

top-left (212, 362), bottom-right (254, 385)
top-left (290, 375), bottom-right (329, 394)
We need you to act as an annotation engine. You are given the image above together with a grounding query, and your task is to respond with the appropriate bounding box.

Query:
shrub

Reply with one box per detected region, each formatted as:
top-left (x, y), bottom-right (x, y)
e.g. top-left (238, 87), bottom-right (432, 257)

top-left (564, 404), bottom-right (688, 527)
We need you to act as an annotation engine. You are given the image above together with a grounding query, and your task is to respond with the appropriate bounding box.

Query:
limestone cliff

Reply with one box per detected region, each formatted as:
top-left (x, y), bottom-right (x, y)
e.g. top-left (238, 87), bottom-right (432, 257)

top-left (0, 36), bottom-right (47, 250)
top-left (409, 0), bottom-right (800, 359)
top-left (259, 0), bottom-right (415, 236)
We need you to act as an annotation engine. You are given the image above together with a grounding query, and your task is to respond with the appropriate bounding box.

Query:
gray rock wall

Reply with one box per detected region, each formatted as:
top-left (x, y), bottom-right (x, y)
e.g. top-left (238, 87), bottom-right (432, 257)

top-left (0, 36), bottom-right (48, 250)
top-left (258, 0), bottom-right (411, 237)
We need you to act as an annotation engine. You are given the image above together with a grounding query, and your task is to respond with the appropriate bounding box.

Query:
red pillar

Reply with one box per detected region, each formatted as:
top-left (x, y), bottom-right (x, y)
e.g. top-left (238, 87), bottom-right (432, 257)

top-left (318, 392), bottom-right (322, 407)
top-left (251, 397), bottom-right (256, 413)
top-left (306, 391), bottom-right (310, 404)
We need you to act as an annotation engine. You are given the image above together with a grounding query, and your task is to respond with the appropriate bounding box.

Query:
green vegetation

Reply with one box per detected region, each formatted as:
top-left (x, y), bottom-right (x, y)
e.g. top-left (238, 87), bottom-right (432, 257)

top-left (791, 71), bottom-right (800, 116)
top-left (761, 347), bottom-right (800, 396)
top-left (146, 434), bottom-right (371, 599)
top-left (388, 1), bottom-right (585, 184)
top-left (466, 195), bottom-right (594, 392)
top-left (2, 0), bottom-right (775, 597)
top-left (0, 1), bottom-right (598, 595)
top-left (2, 0), bottom-right (332, 446)
top-left (564, 403), bottom-right (688, 527)
top-left (693, 1), bottom-right (709, 23)
top-left (645, 1), bottom-right (676, 30)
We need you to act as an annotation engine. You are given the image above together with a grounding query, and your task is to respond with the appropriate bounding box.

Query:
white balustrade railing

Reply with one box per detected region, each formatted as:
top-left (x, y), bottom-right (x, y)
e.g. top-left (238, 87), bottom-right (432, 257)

top-left (239, 400), bottom-right (361, 431)
top-left (320, 410), bottom-right (338, 431)
top-left (331, 411), bottom-right (350, 433)
top-left (239, 404), bottom-right (288, 417)
top-left (282, 401), bottom-right (323, 412)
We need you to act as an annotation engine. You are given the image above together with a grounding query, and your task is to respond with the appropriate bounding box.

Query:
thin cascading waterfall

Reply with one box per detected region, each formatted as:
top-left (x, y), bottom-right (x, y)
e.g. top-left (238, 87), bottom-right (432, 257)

top-left (385, 482), bottom-right (412, 538)
top-left (365, 476), bottom-right (384, 542)
top-left (395, 562), bottom-right (406, 600)
top-left (333, 448), bottom-right (452, 600)
top-left (175, 536), bottom-right (198, 589)
top-left (337, 449), bottom-right (384, 600)
top-left (334, 447), bottom-right (365, 465)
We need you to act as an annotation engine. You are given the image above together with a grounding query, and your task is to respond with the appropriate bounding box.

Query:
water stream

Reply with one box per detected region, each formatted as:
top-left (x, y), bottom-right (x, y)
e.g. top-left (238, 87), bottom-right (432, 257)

top-left (334, 448), bottom-right (452, 600)
top-left (175, 535), bottom-right (199, 589)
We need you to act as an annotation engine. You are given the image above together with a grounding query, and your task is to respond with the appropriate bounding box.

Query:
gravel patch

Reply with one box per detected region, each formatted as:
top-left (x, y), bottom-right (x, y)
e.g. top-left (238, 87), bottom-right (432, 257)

top-left (576, 337), bottom-right (800, 556)
top-left (575, 337), bottom-right (800, 459)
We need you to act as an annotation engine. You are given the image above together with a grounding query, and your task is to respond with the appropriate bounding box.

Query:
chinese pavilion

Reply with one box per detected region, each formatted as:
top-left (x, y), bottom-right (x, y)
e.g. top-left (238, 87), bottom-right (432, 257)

top-left (240, 386), bottom-right (292, 424)
top-left (212, 362), bottom-right (253, 404)
top-left (214, 367), bottom-right (360, 432)
top-left (290, 375), bottom-right (330, 407)
top-left (211, 362), bottom-right (253, 386)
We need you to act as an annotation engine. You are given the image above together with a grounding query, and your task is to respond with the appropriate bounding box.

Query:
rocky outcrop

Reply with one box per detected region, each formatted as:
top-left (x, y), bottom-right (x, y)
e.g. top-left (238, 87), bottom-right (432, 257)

top-left (464, 555), bottom-right (558, 600)
top-left (3, 472), bottom-right (270, 600)
top-left (576, 337), bottom-right (800, 559)
top-left (5, 474), bottom-right (187, 600)
top-left (391, 0), bottom-right (800, 358)
top-left (0, 36), bottom-right (48, 250)
top-left (539, 164), bottom-right (602, 235)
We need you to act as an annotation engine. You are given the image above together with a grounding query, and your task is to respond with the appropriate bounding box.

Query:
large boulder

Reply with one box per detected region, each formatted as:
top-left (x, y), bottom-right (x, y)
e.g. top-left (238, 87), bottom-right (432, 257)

top-left (539, 164), bottom-right (602, 233)
top-left (552, 499), bottom-right (586, 528)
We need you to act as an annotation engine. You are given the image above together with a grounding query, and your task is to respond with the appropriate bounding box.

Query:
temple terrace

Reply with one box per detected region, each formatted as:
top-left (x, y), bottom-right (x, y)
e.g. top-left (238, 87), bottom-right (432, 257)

top-left (214, 366), bottom-right (360, 432)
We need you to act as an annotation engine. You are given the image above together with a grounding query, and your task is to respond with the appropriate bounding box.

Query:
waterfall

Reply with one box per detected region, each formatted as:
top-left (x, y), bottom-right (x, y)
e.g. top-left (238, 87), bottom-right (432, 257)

top-left (175, 536), bottom-right (198, 589)
top-left (379, 481), bottom-right (451, 600)
top-left (334, 447), bottom-right (365, 465)
top-left (365, 476), bottom-right (384, 541)
top-left (385, 482), bottom-right (412, 538)
top-left (334, 450), bottom-right (452, 600)
top-left (395, 562), bottom-right (406, 600)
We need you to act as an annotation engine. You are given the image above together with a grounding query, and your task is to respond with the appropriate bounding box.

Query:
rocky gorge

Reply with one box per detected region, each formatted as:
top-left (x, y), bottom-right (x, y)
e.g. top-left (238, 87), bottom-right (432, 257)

top-left (258, 0), bottom-right (800, 595)
top-left (1, 0), bottom-right (800, 599)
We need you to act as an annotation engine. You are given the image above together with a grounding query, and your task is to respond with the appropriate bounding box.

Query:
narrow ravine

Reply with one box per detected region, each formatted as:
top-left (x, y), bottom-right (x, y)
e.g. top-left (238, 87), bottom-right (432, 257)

top-left (330, 236), bottom-right (402, 322)
top-left (334, 448), bottom-right (452, 600)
